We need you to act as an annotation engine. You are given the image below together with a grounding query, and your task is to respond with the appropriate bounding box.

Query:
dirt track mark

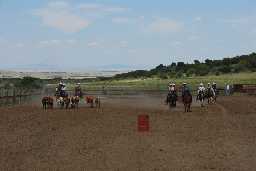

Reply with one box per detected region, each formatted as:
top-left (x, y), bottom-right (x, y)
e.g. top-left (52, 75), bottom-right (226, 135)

top-left (215, 102), bottom-right (228, 116)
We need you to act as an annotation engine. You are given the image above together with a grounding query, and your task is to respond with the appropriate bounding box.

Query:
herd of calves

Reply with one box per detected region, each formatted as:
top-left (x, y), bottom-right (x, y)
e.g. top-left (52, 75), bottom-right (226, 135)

top-left (42, 96), bottom-right (101, 110)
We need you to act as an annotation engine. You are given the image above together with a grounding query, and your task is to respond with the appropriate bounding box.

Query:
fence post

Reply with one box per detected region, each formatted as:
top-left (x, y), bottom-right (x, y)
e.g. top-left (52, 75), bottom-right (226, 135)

top-left (5, 89), bottom-right (9, 105)
top-left (19, 89), bottom-right (22, 104)
top-left (0, 88), bottom-right (2, 106)
top-left (13, 89), bottom-right (16, 105)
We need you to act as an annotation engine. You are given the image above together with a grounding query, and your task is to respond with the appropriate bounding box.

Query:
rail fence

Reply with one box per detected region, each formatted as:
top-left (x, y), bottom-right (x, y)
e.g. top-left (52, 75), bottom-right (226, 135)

top-left (0, 86), bottom-right (234, 107)
top-left (0, 88), bottom-right (42, 106)
top-left (233, 84), bottom-right (256, 95)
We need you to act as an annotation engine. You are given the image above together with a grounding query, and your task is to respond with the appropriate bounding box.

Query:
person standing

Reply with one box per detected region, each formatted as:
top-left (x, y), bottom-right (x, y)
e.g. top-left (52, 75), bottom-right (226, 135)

top-left (225, 84), bottom-right (230, 96)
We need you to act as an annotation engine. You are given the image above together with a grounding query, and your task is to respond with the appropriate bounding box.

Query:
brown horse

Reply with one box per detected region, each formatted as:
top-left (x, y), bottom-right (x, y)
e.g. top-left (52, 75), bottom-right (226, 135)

top-left (42, 96), bottom-right (54, 109)
top-left (63, 96), bottom-right (70, 109)
top-left (71, 96), bottom-right (80, 109)
top-left (182, 93), bottom-right (192, 112)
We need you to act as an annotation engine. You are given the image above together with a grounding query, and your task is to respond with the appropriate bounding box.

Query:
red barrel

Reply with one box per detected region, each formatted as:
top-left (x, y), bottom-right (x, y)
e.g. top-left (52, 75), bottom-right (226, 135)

top-left (138, 115), bottom-right (149, 132)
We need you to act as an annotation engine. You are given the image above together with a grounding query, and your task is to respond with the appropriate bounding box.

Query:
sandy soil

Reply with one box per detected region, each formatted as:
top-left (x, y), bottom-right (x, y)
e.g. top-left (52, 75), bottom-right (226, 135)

top-left (0, 95), bottom-right (256, 171)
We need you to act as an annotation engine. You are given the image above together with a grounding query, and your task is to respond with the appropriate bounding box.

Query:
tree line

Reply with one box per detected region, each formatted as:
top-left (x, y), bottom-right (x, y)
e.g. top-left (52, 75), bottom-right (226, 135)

top-left (0, 77), bottom-right (43, 89)
top-left (113, 52), bottom-right (256, 79)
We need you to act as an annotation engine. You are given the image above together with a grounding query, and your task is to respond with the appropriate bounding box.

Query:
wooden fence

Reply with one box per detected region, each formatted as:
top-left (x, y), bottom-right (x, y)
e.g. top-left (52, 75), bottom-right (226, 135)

top-left (0, 88), bottom-right (42, 106)
top-left (233, 84), bottom-right (256, 95)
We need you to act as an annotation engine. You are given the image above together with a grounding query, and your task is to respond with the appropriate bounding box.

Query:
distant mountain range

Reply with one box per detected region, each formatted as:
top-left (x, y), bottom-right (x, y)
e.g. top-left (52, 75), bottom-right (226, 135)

top-left (1, 63), bottom-right (142, 72)
top-left (0, 63), bottom-right (138, 79)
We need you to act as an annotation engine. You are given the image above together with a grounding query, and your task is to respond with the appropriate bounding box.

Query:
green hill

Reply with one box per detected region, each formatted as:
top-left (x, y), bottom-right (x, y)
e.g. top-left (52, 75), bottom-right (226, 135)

top-left (113, 52), bottom-right (256, 80)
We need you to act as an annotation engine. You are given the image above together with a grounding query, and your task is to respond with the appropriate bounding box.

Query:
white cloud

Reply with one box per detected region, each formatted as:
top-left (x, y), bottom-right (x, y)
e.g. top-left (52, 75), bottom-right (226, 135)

top-left (119, 41), bottom-right (128, 48)
top-left (33, 2), bottom-right (129, 32)
top-left (16, 43), bottom-right (25, 48)
top-left (218, 18), bottom-right (249, 25)
top-left (66, 39), bottom-right (76, 44)
top-left (112, 17), bottom-right (130, 24)
top-left (188, 35), bottom-right (200, 41)
top-left (148, 18), bottom-right (183, 33)
top-left (39, 40), bottom-right (49, 45)
top-left (78, 3), bottom-right (128, 13)
top-left (87, 42), bottom-right (100, 47)
top-left (48, 1), bottom-right (70, 9)
top-left (170, 41), bottom-right (182, 47)
top-left (34, 2), bottom-right (90, 33)
top-left (138, 16), bottom-right (145, 20)
top-left (39, 40), bottom-right (62, 47)
top-left (112, 15), bottom-right (146, 24)
top-left (105, 7), bottom-right (128, 13)
top-left (128, 49), bottom-right (137, 53)
top-left (38, 39), bottom-right (78, 47)
top-left (194, 17), bottom-right (202, 22)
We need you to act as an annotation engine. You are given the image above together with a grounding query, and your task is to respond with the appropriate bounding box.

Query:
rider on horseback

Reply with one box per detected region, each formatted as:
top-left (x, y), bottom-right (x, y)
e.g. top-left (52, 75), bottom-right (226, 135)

top-left (182, 83), bottom-right (191, 101)
top-left (197, 83), bottom-right (205, 100)
top-left (74, 83), bottom-right (83, 98)
top-left (212, 82), bottom-right (217, 95)
top-left (207, 83), bottom-right (215, 96)
top-left (55, 81), bottom-right (68, 97)
top-left (166, 83), bottom-right (178, 107)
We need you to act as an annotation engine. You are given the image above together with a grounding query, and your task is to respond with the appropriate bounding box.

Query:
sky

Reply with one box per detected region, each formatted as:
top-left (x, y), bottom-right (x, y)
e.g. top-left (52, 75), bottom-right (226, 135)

top-left (0, 0), bottom-right (256, 71)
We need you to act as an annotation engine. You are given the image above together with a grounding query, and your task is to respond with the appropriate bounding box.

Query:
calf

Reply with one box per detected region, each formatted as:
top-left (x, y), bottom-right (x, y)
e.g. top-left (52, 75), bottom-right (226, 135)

top-left (42, 96), bottom-right (54, 109)
top-left (71, 96), bottom-right (80, 109)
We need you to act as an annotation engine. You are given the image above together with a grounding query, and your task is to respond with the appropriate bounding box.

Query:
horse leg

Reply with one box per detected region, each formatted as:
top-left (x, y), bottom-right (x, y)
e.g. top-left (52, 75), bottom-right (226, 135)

top-left (201, 99), bottom-right (204, 107)
top-left (98, 99), bottom-right (101, 108)
top-left (188, 103), bottom-right (192, 112)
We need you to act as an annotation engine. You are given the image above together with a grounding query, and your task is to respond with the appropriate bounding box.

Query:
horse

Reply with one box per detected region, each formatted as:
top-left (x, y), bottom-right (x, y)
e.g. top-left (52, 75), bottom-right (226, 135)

top-left (56, 96), bottom-right (65, 109)
top-left (206, 88), bottom-right (215, 104)
top-left (182, 92), bottom-right (192, 112)
top-left (85, 96), bottom-right (101, 108)
top-left (213, 88), bottom-right (218, 102)
top-left (71, 96), bottom-right (80, 109)
top-left (95, 96), bottom-right (101, 108)
top-left (42, 96), bottom-right (54, 109)
top-left (197, 90), bottom-right (205, 107)
top-left (63, 96), bottom-right (70, 109)
top-left (56, 96), bottom-right (70, 109)
top-left (166, 91), bottom-right (177, 108)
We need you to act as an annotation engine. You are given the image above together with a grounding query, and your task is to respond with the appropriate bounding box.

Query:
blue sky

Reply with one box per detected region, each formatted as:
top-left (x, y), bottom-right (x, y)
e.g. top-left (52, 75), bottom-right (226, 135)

top-left (0, 0), bottom-right (256, 70)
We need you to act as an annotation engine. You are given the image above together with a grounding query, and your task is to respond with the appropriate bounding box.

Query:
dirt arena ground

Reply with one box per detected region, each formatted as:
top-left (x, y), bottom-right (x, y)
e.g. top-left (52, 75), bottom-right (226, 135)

top-left (1, 94), bottom-right (256, 171)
